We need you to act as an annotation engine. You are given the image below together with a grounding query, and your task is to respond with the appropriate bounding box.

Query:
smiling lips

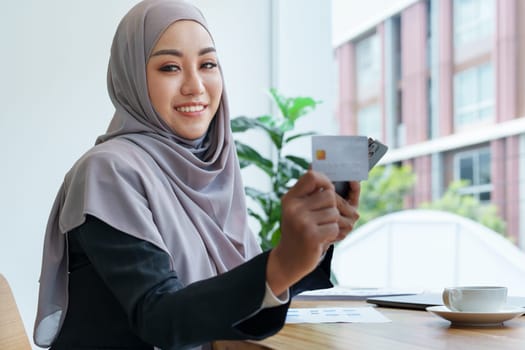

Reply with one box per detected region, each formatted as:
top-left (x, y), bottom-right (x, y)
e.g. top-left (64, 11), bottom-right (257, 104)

top-left (175, 104), bottom-right (206, 114)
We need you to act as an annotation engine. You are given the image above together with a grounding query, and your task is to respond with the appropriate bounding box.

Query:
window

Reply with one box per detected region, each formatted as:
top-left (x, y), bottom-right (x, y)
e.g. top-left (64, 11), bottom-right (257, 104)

top-left (454, 62), bottom-right (493, 127)
top-left (357, 104), bottom-right (381, 140)
top-left (355, 33), bottom-right (380, 100)
top-left (454, 148), bottom-right (491, 201)
top-left (453, 0), bottom-right (494, 47)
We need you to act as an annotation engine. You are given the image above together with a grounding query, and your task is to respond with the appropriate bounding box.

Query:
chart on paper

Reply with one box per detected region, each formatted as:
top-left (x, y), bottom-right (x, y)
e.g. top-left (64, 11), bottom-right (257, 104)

top-left (285, 307), bottom-right (391, 324)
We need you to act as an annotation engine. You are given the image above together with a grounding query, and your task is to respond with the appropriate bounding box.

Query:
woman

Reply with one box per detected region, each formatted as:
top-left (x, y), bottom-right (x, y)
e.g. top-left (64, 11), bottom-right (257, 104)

top-left (34, 0), bottom-right (360, 349)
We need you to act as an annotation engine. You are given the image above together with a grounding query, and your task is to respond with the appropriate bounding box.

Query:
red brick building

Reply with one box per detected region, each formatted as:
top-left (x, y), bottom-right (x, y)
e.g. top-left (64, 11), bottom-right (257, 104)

top-left (335, 0), bottom-right (525, 249)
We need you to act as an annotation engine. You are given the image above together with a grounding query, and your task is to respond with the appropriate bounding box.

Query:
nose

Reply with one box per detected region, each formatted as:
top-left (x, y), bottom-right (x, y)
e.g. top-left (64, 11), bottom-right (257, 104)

top-left (181, 69), bottom-right (204, 96)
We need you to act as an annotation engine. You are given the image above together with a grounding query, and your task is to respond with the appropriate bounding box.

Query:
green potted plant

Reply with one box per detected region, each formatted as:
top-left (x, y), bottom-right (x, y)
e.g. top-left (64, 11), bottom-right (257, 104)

top-left (231, 88), bottom-right (321, 250)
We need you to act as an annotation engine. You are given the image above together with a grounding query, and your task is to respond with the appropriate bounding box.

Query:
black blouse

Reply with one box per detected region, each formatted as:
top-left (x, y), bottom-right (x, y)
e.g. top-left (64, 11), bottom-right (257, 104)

top-left (51, 215), bottom-right (333, 350)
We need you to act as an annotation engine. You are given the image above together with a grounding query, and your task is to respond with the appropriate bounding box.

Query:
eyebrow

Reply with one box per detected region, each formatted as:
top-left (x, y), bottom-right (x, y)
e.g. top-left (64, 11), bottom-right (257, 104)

top-left (150, 47), bottom-right (216, 57)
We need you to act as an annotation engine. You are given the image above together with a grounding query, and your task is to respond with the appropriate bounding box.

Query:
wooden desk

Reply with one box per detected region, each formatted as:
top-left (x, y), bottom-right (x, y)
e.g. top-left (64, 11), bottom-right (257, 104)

top-left (214, 300), bottom-right (525, 350)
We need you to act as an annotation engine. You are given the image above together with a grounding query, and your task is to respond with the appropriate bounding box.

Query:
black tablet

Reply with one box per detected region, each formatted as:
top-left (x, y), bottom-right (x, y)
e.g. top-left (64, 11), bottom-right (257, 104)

top-left (367, 293), bottom-right (525, 311)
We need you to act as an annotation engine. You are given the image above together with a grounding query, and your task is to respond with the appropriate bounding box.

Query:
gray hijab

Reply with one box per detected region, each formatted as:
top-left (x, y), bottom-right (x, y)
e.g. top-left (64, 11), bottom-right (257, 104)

top-left (34, 0), bottom-right (261, 346)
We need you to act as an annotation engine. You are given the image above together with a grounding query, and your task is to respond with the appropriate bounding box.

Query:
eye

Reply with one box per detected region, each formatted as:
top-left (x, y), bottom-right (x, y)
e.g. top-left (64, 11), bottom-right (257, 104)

top-left (201, 62), bottom-right (218, 70)
top-left (159, 64), bottom-right (180, 72)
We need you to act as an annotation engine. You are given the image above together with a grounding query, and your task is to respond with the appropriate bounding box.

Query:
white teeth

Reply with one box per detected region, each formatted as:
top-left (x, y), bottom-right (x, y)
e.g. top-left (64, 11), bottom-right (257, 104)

top-left (176, 105), bottom-right (205, 113)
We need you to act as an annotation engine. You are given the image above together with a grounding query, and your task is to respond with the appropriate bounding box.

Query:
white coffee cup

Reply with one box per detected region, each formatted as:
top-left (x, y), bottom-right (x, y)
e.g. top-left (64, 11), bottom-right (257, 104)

top-left (442, 286), bottom-right (508, 312)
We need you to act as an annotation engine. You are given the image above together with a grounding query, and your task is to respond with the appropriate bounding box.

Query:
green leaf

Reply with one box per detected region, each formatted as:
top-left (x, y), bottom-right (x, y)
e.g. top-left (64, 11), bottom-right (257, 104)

top-left (287, 97), bottom-right (320, 122)
top-left (235, 141), bottom-right (274, 177)
top-left (285, 155), bottom-right (310, 171)
top-left (255, 115), bottom-right (285, 149)
top-left (285, 131), bottom-right (317, 144)
top-left (256, 115), bottom-right (277, 128)
top-left (247, 208), bottom-right (266, 226)
top-left (231, 115), bottom-right (284, 150)
top-left (245, 186), bottom-right (279, 213)
top-left (268, 200), bottom-right (282, 224)
top-left (279, 119), bottom-right (294, 133)
top-left (230, 115), bottom-right (257, 132)
top-left (278, 157), bottom-right (307, 182)
top-left (231, 88), bottom-right (322, 249)
top-left (238, 159), bottom-right (251, 169)
top-left (270, 227), bottom-right (281, 247)
top-left (269, 88), bottom-right (288, 119)
top-left (268, 88), bottom-right (321, 123)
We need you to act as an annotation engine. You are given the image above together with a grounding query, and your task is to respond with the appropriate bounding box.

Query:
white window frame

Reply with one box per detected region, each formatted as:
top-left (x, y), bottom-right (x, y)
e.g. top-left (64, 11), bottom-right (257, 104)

top-left (453, 0), bottom-right (494, 47)
top-left (454, 62), bottom-right (494, 128)
top-left (453, 147), bottom-right (492, 202)
top-left (355, 33), bottom-right (381, 100)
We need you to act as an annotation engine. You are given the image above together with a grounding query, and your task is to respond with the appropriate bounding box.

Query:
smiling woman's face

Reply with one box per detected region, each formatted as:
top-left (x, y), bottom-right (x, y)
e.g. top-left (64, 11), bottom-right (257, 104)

top-left (146, 20), bottom-right (223, 139)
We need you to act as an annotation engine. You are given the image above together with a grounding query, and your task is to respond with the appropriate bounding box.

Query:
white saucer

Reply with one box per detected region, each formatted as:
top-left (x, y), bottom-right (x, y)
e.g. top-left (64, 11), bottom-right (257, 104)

top-left (426, 306), bottom-right (525, 326)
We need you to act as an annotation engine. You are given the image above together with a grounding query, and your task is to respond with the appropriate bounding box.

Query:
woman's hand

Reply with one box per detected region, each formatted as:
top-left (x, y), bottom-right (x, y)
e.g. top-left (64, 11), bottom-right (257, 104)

top-left (266, 171), bottom-right (360, 296)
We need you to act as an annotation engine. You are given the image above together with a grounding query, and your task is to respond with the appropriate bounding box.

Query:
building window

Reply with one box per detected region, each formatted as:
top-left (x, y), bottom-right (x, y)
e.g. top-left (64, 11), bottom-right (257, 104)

top-left (357, 104), bottom-right (381, 140)
top-left (454, 148), bottom-right (491, 201)
top-left (454, 62), bottom-right (493, 128)
top-left (355, 33), bottom-right (380, 100)
top-left (453, 0), bottom-right (494, 47)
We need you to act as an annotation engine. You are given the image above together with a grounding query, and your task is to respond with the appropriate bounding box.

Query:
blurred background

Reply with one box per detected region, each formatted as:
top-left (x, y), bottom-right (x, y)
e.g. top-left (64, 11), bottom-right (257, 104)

top-left (330, 0), bottom-right (525, 296)
top-left (1, 0), bottom-right (524, 347)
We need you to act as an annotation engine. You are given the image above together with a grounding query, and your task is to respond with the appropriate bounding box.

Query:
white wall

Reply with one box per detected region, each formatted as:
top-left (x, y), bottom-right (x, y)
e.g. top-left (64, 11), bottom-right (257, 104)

top-left (0, 0), bottom-right (335, 347)
top-left (1, 1), bottom-right (138, 347)
top-left (274, 0), bottom-right (337, 158)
